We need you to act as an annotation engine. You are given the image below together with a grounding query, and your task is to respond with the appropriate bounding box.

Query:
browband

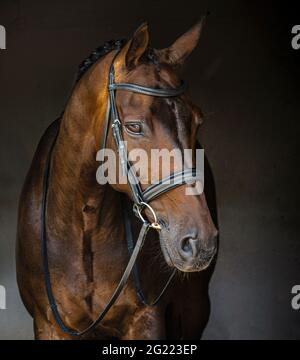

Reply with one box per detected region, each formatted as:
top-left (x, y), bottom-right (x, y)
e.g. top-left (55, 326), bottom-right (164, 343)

top-left (109, 81), bottom-right (186, 97)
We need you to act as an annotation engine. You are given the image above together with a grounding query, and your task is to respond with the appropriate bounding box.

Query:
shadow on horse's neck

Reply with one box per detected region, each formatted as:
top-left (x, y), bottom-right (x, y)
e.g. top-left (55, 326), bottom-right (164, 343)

top-left (47, 51), bottom-right (124, 244)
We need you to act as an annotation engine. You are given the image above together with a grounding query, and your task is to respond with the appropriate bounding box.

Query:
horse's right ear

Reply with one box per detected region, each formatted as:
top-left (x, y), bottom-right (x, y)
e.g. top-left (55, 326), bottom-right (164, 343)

top-left (116, 23), bottom-right (149, 71)
top-left (156, 17), bottom-right (206, 67)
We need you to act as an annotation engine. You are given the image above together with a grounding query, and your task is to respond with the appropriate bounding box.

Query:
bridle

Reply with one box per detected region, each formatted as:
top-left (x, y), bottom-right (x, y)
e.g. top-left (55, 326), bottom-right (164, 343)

top-left (41, 44), bottom-right (201, 336)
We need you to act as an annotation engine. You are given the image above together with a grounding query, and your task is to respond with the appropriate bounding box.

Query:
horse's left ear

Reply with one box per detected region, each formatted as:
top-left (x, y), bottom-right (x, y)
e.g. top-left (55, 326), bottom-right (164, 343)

top-left (117, 22), bottom-right (149, 70)
top-left (156, 17), bottom-right (206, 67)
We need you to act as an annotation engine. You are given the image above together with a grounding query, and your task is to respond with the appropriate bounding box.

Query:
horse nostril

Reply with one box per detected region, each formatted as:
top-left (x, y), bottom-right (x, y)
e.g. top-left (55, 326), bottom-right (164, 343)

top-left (182, 238), bottom-right (192, 254)
top-left (179, 237), bottom-right (198, 259)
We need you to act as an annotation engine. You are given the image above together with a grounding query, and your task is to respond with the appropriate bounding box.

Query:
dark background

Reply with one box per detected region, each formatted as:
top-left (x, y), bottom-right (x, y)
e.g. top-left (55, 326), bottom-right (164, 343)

top-left (0, 0), bottom-right (299, 339)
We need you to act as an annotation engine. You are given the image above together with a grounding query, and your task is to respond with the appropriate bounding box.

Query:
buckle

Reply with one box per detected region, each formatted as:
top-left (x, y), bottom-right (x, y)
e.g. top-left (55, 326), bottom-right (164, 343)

top-left (111, 119), bottom-right (121, 128)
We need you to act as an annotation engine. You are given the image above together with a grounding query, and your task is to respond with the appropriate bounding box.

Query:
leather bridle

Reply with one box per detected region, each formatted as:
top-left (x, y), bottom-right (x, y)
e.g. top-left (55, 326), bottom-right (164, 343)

top-left (41, 45), bottom-right (201, 336)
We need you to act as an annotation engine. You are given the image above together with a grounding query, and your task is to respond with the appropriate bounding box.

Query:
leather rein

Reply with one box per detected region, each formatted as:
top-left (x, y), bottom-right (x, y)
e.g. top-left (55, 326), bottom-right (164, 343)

top-left (41, 45), bottom-right (201, 336)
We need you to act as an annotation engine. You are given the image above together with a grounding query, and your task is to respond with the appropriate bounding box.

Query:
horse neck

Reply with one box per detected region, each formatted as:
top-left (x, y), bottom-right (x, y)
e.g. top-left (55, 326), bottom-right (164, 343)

top-left (47, 51), bottom-right (123, 245)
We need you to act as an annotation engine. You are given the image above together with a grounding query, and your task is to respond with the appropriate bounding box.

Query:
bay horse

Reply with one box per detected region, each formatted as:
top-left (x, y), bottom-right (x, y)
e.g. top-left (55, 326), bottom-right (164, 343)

top-left (16, 20), bottom-right (218, 340)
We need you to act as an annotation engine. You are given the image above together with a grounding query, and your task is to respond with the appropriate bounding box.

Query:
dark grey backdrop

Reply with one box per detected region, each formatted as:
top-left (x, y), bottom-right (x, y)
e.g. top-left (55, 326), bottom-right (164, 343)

top-left (0, 0), bottom-right (299, 339)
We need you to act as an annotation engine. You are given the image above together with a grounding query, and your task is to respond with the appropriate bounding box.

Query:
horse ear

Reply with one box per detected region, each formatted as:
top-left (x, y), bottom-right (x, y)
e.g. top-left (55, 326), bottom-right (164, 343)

top-left (156, 17), bottom-right (206, 67)
top-left (120, 22), bottom-right (149, 69)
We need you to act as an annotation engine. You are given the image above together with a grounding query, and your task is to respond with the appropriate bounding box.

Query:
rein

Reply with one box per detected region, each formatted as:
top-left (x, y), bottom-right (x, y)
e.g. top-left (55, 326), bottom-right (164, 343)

top-left (41, 45), bottom-right (201, 336)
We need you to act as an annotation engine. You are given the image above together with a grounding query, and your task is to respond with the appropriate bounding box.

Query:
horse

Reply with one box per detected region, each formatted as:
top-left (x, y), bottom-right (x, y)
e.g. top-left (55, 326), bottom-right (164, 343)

top-left (16, 20), bottom-right (218, 340)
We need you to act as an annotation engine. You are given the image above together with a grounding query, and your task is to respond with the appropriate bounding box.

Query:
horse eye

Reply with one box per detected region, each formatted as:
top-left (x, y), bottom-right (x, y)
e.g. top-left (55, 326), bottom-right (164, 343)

top-left (124, 122), bottom-right (142, 135)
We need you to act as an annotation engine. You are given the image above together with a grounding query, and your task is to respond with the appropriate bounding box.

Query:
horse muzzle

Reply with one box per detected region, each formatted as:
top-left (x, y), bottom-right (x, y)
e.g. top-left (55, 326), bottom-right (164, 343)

top-left (159, 228), bottom-right (218, 273)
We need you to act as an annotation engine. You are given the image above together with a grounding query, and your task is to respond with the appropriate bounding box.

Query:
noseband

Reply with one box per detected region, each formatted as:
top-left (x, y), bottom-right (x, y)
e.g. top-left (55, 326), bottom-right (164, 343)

top-left (41, 45), bottom-right (201, 336)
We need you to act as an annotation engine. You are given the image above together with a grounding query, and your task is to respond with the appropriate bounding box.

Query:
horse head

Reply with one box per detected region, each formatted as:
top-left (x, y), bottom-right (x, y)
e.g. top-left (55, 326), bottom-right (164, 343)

top-left (104, 21), bottom-right (218, 272)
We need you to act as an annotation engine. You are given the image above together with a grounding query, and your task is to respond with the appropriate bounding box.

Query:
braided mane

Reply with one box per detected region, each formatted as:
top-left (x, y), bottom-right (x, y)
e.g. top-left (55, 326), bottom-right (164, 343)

top-left (76, 39), bottom-right (160, 82)
top-left (76, 39), bottom-right (126, 82)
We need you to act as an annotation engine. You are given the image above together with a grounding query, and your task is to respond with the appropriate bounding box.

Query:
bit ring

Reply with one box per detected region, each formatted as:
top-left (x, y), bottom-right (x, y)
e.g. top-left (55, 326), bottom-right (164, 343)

top-left (136, 202), bottom-right (161, 230)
